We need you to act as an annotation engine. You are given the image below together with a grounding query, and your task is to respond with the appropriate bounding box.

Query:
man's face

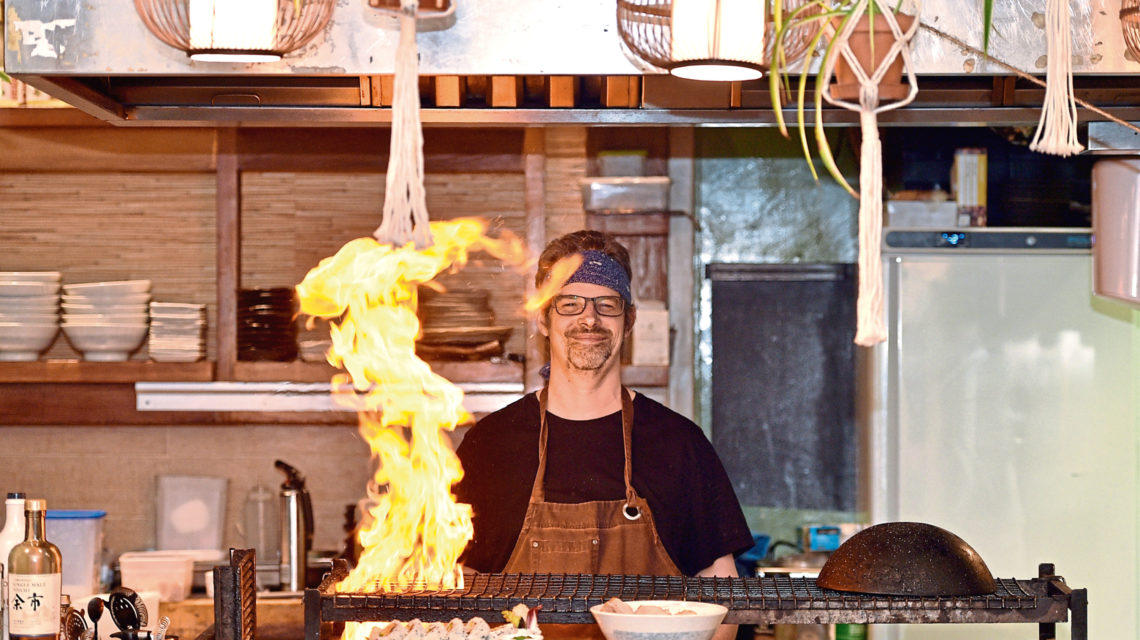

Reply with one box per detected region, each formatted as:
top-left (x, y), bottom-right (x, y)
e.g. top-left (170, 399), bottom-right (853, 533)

top-left (540, 282), bottom-right (633, 374)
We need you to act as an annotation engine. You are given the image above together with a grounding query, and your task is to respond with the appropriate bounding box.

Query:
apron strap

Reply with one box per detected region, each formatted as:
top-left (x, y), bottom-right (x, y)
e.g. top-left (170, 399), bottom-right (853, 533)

top-left (531, 386), bottom-right (639, 511)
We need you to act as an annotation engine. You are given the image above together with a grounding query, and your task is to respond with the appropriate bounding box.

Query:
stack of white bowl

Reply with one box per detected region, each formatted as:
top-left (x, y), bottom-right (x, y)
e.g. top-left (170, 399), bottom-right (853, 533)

top-left (61, 280), bottom-right (152, 361)
top-left (0, 272), bottom-right (62, 361)
top-left (148, 302), bottom-right (207, 362)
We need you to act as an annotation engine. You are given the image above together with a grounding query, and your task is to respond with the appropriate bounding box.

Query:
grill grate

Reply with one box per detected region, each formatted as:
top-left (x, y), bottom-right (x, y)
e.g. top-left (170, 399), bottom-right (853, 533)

top-left (305, 562), bottom-right (1086, 639)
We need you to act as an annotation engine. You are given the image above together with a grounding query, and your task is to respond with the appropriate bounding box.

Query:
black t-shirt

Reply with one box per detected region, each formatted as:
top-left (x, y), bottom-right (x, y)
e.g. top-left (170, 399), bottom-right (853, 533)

top-left (454, 392), bottom-right (753, 576)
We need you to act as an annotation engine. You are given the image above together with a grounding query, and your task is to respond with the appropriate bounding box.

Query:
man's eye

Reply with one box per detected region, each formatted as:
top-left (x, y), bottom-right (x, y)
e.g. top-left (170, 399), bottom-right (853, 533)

top-left (597, 299), bottom-right (621, 313)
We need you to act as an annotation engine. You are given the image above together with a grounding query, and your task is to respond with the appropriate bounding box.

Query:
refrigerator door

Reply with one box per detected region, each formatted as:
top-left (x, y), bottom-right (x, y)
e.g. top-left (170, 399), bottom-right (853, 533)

top-left (873, 253), bottom-right (1138, 640)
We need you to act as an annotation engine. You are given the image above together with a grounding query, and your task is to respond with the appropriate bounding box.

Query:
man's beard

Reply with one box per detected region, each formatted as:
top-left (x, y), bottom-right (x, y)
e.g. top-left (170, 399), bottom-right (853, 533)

top-left (564, 326), bottom-right (615, 371)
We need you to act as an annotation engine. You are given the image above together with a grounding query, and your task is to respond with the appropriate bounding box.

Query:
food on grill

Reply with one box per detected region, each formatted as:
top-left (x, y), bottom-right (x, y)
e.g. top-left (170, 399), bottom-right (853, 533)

top-left (364, 605), bottom-right (543, 640)
top-left (599, 598), bottom-right (697, 615)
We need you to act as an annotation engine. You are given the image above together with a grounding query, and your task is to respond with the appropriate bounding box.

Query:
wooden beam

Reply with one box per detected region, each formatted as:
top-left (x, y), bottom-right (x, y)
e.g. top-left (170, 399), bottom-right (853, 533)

top-left (215, 128), bottom-right (240, 381)
top-left (432, 76), bottom-right (466, 107)
top-left (369, 75), bottom-right (395, 106)
top-left (523, 127), bottom-right (546, 393)
top-left (545, 77), bottom-right (578, 108)
top-left (490, 76), bottom-right (524, 108)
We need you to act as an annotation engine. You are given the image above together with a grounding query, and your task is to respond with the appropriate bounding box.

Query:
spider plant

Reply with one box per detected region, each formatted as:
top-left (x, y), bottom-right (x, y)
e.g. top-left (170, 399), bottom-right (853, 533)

top-left (767, 0), bottom-right (996, 198)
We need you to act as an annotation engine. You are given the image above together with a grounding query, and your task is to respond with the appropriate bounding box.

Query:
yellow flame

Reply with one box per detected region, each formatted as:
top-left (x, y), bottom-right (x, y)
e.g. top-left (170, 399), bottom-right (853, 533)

top-left (296, 218), bottom-right (527, 594)
top-left (523, 254), bottom-right (583, 314)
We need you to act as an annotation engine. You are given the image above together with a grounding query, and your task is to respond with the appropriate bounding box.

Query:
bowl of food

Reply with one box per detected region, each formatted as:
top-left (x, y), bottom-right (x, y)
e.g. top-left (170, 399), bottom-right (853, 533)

top-left (590, 599), bottom-right (728, 640)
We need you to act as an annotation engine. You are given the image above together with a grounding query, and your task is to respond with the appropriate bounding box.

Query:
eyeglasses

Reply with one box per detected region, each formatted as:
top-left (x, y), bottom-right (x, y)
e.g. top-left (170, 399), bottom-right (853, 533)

top-left (551, 295), bottom-right (626, 317)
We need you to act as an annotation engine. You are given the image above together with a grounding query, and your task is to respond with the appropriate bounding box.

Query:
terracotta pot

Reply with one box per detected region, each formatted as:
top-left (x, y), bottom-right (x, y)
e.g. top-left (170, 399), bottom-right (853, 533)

top-left (831, 13), bottom-right (915, 102)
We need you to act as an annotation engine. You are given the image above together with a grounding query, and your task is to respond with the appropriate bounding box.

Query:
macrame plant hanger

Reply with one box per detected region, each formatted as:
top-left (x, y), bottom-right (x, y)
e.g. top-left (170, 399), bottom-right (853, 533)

top-left (374, 0), bottom-right (435, 249)
top-left (1029, 0), bottom-right (1083, 157)
top-left (819, 0), bottom-right (921, 347)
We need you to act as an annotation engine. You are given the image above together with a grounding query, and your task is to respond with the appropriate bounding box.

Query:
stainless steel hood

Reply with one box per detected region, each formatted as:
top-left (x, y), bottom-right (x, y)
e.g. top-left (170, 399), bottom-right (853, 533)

top-left (5, 0), bottom-right (1140, 126)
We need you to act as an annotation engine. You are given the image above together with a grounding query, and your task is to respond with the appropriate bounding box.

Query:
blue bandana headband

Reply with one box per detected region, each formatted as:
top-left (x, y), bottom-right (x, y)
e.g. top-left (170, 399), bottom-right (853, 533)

top-left (564, 250), bottom-right (632, 304)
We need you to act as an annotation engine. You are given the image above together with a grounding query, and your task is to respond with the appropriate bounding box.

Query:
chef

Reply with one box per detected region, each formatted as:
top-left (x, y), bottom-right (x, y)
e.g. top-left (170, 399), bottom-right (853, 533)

top-left (456, 230), bottom-right (752, 637)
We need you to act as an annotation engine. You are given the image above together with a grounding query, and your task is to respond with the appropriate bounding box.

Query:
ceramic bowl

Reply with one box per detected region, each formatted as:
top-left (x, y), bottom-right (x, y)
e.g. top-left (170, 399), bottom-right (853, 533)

top-left (590, 601), bottom-right (728, 640)
top-left (62, 293), bottom-right (152, 306)
top-left (62, 323), bottom-right (149, 361)
top-left (0, 272), bottom-right (62, 283)
top-left (0, 281), bottom-right (61, 297)
top-left (63, 313), bottom-right (150, 325)
top-left (0, 322), bottom-right (60, 361)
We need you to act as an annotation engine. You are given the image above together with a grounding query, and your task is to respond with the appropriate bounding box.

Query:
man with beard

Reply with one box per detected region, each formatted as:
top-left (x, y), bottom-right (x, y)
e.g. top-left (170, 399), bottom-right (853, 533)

top-left (455, 231), bottom-right (752, 602)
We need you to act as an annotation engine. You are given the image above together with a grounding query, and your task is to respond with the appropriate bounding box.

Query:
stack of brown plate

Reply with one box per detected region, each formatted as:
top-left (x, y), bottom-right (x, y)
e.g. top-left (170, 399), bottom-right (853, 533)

top-left (416, 287), bottom-right (512, 360)
top-left (238, 287), bottom-right (298, 361)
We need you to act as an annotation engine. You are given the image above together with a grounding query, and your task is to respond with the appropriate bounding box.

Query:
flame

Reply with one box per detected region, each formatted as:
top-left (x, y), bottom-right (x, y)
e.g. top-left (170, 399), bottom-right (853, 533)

top-left (524, 254), bottom-right (583, 314)
top-left (296, 217), bottom-right (527, 594)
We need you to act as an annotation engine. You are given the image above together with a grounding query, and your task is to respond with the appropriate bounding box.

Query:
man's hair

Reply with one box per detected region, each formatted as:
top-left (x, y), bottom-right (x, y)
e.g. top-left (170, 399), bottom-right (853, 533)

top-left (535, 230), bottom-right (633, 290)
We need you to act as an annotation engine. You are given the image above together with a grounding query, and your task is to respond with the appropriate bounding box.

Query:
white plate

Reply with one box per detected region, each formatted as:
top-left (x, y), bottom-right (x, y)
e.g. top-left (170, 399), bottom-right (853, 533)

top-left (63, 280), bottom-right (151, 295)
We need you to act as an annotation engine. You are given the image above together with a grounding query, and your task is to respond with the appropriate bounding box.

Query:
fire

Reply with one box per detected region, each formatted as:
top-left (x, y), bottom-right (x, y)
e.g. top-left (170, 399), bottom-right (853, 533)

top-left (296, 217), bottom-right (527, 594)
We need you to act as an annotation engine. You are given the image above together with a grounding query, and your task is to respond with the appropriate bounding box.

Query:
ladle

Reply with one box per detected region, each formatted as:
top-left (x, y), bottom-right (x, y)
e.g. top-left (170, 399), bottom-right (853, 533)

top-left (87, 598), bottom-right (105, 640)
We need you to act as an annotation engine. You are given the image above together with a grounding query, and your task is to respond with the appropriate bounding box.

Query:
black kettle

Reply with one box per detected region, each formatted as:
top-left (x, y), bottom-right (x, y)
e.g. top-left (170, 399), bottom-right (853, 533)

top-left (275, 460), bottom-right (314, 591)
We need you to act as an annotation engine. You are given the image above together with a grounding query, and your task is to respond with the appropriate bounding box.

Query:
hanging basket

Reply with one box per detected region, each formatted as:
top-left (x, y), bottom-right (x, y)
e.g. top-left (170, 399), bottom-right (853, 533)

top-left (831, 14), bottom-right (916, 102)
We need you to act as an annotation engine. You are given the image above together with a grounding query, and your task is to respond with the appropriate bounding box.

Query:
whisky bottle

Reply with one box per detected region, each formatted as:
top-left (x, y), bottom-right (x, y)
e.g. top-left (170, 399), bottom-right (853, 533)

top-left (1, 493), bottom-right (28, 640)
top-left (6, 500), bottom-right (61, 640)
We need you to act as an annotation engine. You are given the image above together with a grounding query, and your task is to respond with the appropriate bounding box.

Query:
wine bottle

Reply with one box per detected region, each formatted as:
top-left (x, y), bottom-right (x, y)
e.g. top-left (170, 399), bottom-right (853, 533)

top-left (0, 493), bottom-right (28, 640)
top-left (6, 500), bottom-right (61, 640)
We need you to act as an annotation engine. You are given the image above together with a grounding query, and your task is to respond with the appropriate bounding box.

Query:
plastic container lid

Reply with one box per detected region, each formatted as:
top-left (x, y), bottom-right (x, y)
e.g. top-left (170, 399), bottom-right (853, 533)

top-left (46, 510), bottom-right (107, 519)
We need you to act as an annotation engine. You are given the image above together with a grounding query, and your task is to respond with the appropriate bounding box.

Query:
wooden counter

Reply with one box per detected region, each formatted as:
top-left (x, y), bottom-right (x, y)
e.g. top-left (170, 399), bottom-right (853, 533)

top-left (163, 596), bottom-right (305, 640)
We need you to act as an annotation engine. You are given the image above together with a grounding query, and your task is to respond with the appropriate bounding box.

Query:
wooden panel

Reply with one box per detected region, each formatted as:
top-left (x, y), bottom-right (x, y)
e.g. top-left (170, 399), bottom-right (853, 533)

top-left (235, 128), bottom-right (526, 173)
top-left (602, 77), bottom-right (632, 108)
top-left (370, 75), bottom-right (395, 107)
top-left (0, 383), bottom-right (356, 425)
top-left (543, 127), bottom-right (588, 240)
top-left (0, 361), bottom-right (213, 383)
top-left (0, 128), bottom-right (215, 172)
top-left (0, 108), bottom-right (108, 128)
top-left (524, 128), bottom-right (547, 390)
top-left (586, 211), bottom-right (670, 236)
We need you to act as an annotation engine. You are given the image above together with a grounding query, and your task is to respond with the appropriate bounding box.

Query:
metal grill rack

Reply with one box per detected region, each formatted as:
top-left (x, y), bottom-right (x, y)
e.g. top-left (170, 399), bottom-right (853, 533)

top-left (304, 562), bottom-right (1086, 640)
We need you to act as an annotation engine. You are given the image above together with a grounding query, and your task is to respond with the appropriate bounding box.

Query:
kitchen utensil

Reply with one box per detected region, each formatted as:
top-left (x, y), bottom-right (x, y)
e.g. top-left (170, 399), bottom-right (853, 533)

top-left (154, 616), bottom-right (170, 640)
top-left (108, 587), bottom-right (149, 631)
top-left (64, 607), bottom-right (88, 640)
top-left (815, 521), bottom-right (996, 596)
top-left (276, 459), bottom-right (314, 591)
top-left (87, 597), bottom-right (105, 640)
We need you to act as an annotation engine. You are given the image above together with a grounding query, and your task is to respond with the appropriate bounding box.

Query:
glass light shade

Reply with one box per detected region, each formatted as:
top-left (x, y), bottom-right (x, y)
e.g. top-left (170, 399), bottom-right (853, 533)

top-left (188, 0), bottom-right (280, 62)
top-left (670, 0), bottom-right (766, 81)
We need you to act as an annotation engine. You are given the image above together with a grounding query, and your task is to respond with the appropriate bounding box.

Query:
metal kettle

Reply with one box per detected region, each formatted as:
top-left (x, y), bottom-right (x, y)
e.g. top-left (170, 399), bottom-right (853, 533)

top-left (275, 459), bottom-right (314, 591)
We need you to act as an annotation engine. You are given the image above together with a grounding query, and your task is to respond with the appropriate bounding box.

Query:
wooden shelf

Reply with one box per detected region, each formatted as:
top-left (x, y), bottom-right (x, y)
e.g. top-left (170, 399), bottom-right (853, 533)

top-left (230, 359), bottom-right (524, 383)
top-left (0, 360), bottom-right (214, 383)
top-left (0, 107), bottom-right (108, 127)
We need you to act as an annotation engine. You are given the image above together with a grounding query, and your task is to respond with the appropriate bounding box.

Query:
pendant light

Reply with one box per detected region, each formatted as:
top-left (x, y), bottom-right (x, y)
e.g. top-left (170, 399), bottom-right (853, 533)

top-left (617, 0), bottom-right (766, 82)
top-left (135, 0), bottom-right (335, 63)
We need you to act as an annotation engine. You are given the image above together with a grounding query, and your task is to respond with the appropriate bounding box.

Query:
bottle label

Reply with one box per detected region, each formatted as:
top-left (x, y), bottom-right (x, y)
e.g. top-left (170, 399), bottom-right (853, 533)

top-left (6, 572), bottom-right (59, 637)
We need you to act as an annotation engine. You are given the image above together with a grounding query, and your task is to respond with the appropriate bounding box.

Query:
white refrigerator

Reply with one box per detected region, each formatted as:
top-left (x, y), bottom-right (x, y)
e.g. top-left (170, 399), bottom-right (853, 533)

top-left (868, 229), bottom-right (1138, 640)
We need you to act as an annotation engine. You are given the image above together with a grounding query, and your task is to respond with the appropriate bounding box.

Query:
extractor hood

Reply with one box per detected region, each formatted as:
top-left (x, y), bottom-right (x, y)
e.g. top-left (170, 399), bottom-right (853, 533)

top-left (6, 0), bottom-right (1140, 126)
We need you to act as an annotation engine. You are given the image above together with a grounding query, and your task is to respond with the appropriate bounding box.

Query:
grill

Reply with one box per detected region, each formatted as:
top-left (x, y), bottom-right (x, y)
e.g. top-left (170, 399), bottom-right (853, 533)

top-left (303, 562), bottom-right (1087, 640)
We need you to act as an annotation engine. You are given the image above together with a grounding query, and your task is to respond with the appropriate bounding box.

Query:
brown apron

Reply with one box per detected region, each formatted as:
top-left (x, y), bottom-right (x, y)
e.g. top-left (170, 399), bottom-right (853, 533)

top-left (502, 386), bottom-right (682, 576)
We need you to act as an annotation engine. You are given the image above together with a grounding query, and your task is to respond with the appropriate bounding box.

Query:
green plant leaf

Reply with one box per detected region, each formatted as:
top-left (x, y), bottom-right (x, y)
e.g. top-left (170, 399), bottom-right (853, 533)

top-left (983, 0), bottom-right (993, 53)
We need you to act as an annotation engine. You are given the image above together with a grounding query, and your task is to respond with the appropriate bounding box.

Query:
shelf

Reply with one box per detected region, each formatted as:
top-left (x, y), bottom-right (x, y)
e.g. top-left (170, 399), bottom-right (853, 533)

top-left (230, 359), bottom-right (524, 383)
top-left (0, 360), bottom-right (214, 383)
top-left (0, 106), bottom-right (108, 127)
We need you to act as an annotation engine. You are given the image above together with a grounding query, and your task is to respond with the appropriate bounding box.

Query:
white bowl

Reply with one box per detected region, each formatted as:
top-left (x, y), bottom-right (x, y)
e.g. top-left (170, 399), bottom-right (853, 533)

top-left (63, 313), bottom-right (150, 324)
top-left (62, 293), bottom-right (152, 306)
top-left (0, 272), bottom-right (61, 282)
top-left (0, 296), bottom-right (59, 311)
top-left (62, 280), bottom-right (151, 296)
top-left (0, 322), bottom-right (60, 361)
top-left (590, 601), bottom-right (728, 640)
top-left (0, 282), bottom-right (60, 297)
top-left (0, 313), bottom-right (59, 323)
top-left (62, 323), bottom-right (149, 361)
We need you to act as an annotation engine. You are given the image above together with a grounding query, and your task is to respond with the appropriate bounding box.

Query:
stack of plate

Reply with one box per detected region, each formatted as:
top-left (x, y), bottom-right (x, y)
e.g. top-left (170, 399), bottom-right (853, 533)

top-left (61, 280), bottom-right (151, 361)
top-left (416, 287), bottom-right (513, 359)
top-left (149, 302), bottom-right (207, 362)
top-left (238, 288), bottom-right (298, 361)
top-left (0, 272), bottom-right (61, 361)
